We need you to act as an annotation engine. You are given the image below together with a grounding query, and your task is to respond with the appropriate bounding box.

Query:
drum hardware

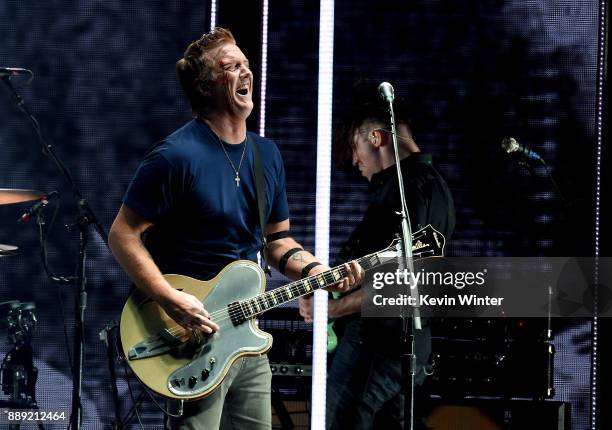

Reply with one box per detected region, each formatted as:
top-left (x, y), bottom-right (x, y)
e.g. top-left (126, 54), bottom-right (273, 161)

top-left (100, 321), bottom-right (155, 430)
top-left (0, 244), bottom-right (18, 258)
top-left (0, 189), bottom-right (43, 206)
top-left (3, 72), bottom-right (109, 430)
top-left (0, 302), bottom-right (44, 430)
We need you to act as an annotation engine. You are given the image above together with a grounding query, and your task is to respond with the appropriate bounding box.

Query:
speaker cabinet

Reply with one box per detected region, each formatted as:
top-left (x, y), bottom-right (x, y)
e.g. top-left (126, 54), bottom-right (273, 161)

top-left (424, 399), bottom-right (570, 430)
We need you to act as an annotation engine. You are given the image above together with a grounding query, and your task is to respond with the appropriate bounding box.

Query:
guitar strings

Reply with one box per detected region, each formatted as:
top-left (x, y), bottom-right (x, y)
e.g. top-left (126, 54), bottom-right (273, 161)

top-left (162, 259), bottom-right (378, 336)
top-left (164, 252), bottom-right (393, 334)
top-left (158, 229), bottom-right (434, 337)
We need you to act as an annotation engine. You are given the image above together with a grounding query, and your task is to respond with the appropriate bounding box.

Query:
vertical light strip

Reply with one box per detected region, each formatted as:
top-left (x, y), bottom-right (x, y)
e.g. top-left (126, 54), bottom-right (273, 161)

top-left (313, 0), bottom-right (335, 428)
top-left (259, 0), bottom-right (269, 136)
top-left (209, 0), bottom-right (217, 30)
top-left (590, 1), bottom-right (606, 428)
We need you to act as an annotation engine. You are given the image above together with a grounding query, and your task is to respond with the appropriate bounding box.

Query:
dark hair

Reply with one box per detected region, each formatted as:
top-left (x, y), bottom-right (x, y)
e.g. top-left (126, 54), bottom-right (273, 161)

top-left (176, 27), bottom-right (236, 115)
top-left (333, 81), bottom-right (413, 166)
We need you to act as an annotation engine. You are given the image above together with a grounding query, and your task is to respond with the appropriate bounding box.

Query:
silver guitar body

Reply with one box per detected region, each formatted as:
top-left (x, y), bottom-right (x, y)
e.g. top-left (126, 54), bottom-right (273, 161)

top-left (163, 262), bottom-right (272, 398)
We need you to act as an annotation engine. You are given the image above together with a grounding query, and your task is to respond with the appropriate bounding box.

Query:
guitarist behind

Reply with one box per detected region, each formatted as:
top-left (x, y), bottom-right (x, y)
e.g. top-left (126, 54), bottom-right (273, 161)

top-left (108, 27), bottom-right (363, 430)
top-left (299, 82), bottom-right (455, 430)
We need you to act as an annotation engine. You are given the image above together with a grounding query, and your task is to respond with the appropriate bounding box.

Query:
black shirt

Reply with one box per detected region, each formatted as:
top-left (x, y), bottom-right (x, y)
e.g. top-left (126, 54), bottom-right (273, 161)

top-left (335, 153), bottom-right (455, 368)
top-left (338, 153), bottom-right (455, 263)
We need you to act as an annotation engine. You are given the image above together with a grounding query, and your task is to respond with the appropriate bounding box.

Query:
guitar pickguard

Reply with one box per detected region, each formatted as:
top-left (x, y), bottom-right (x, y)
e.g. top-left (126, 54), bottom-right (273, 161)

top-left (165, 262), bottom-right (272, 398)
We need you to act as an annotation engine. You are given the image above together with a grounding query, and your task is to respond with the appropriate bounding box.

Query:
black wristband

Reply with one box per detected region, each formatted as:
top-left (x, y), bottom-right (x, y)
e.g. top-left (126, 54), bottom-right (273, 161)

top-left (266, 230), bottom-right (290, 243)
top-left (278, 247), bottom-right (303, 275)
top-left (301, 261), bottom-right (322, 279)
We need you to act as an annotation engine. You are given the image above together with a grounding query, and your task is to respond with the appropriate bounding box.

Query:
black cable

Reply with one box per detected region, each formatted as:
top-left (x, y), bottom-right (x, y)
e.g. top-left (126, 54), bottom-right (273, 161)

top-left (538, 158), bottom-right (567, 206)
top-left (55, 284), bottom-right (73, 375)
top-left (36, 209), bottom-right (74, 376)
top-left (143, 385), bottom-right (184, 418)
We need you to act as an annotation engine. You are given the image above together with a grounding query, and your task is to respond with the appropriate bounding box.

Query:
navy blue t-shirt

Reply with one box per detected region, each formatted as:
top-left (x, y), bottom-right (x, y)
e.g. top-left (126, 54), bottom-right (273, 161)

top-left (123, 119), bottom-right (289, 280)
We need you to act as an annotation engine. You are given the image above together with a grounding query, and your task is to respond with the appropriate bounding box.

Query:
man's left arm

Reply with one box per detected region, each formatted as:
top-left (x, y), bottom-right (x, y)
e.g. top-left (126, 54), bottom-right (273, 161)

top-left (265, 219), bottom-right (362, 290)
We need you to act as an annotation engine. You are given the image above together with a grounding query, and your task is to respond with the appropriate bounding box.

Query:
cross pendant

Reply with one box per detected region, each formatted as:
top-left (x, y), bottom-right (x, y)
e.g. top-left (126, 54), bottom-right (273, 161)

top-left (235, 174), bottom-right (241, 187)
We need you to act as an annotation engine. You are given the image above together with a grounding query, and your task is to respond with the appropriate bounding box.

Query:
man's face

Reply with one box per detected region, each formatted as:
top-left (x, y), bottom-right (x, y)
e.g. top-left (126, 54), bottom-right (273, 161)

top-left (209, 43), bottom-right (253, 119)
top-left (351, 127), bottom-right (383, 181)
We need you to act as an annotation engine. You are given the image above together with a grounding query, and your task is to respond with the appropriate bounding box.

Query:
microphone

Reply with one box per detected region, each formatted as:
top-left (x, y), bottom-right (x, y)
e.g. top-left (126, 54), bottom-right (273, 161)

top-left (378, 82), bottom-right (395, 103)
top-left (17, 191), bottom-right (59, 223)
top-left (501, 137), bottom-right (543, 162)
top-left (0, 67), bottom-right (33, 78)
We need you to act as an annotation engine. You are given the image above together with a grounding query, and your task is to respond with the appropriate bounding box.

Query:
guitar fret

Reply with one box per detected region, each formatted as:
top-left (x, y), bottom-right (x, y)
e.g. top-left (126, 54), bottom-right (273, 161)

top-left (332, 269), bottom-right (342, 282)
top-left (262, 293), bottom-right (271, 309)
top-left (316, 275), bottom-right (325, 287)
top-left (238, 302), bottom-right (247, 320)
top-left (303, 279), bottom-right (312, 293)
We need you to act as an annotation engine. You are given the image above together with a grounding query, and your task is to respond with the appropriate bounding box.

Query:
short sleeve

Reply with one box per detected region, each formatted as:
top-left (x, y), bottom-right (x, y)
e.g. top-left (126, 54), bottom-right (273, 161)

top-left (123, 151), bottom-right (186, 223)
top-left (266, 145), bottom-right (290, 224)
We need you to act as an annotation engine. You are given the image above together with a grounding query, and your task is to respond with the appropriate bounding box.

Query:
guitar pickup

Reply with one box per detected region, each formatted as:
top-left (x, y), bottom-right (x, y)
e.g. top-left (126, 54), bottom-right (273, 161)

top-left (128, 328), bottom-right (183, 360)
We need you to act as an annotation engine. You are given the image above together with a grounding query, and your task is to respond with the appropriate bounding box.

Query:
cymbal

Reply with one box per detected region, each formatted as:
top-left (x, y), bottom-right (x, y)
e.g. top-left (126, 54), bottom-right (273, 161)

top-left (0, 189), bottom-right (43, 205)
top-left (0, 243), bottom-right (18, 257)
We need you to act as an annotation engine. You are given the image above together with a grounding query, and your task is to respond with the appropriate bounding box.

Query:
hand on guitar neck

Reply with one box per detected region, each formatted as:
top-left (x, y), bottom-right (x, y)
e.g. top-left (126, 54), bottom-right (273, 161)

top-left (299, 289), bottom-right (362, 323)
top-left (308, 261), bottom-right (365, 293)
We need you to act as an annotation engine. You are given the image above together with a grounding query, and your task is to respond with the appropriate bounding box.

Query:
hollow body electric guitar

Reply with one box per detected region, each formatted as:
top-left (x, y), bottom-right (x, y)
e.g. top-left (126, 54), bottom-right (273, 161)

top-left (120, 225), bottom-right (445, 401)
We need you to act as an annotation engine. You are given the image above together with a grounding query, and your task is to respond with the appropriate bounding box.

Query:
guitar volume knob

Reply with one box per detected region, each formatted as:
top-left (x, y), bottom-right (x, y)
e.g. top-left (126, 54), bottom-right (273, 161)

top-left (189, 376), bottom-right (198, 388)
top-left (202, 369), bottom-right (210, 380)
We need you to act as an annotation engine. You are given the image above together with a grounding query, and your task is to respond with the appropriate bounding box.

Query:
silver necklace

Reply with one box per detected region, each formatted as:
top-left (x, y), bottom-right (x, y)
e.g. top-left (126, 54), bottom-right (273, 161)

top-left (216, 136), bottom-right (248, 187)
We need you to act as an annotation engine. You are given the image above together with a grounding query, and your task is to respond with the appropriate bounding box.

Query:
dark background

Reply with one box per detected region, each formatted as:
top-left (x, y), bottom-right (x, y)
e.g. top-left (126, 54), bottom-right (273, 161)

top-left (0, 0), bottom-right (604, 428)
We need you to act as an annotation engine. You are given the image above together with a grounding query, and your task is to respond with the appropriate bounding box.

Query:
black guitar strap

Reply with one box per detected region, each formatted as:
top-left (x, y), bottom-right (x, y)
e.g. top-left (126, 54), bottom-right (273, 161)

top-left (250, 136), bottom-right (272, 276)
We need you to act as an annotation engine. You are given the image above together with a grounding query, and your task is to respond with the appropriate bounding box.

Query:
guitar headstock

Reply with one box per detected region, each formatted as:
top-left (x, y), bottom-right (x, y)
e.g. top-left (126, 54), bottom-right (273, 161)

top-left (382, 224), bottom-right (446, 261)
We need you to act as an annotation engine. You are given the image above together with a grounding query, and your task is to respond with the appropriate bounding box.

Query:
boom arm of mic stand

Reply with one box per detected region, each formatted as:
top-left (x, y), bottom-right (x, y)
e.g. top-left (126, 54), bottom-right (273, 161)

top-left (1, 76), bottom-right (108, 246)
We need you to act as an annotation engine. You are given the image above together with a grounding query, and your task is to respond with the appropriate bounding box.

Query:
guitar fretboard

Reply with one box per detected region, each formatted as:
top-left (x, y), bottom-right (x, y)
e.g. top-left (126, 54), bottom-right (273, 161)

top-left (234, 251), bottom-right (385, 321)
top-left (226, 225), bottom-right (441, 326)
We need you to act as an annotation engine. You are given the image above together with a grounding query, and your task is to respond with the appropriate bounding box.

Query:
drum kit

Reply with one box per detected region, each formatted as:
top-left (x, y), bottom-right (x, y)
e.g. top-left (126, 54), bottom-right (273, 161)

top-left (0, 189), bottom-right (46, 429)
top-left (2, 70), bottom-right (109, 430)
top-left (0, 188), bottom-right (44, 258)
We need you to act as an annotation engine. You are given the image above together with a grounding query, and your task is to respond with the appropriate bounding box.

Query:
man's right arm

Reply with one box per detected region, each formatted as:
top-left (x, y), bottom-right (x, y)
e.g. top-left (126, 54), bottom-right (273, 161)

top-left (108, 204), bottom-right (218, 333)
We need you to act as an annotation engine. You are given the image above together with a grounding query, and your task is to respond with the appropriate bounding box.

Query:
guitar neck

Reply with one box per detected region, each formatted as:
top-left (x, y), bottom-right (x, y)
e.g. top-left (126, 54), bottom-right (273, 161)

top-left (234, 251), bottom-right (384, 320)
top-left (228, 225), bottom-right (443, 324)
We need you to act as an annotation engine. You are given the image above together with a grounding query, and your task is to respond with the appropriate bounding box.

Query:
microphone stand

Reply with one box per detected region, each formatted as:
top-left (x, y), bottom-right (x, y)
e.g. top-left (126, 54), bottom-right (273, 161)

top-left (383, 93), bottom-right (420, 430)
top-left (2, 75), bottom-right (108, 430)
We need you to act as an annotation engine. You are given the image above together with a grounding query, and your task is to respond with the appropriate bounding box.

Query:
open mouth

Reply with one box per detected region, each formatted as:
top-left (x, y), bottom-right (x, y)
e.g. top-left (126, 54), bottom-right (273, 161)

top-left (236, 87), bottom-right (249, 96)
